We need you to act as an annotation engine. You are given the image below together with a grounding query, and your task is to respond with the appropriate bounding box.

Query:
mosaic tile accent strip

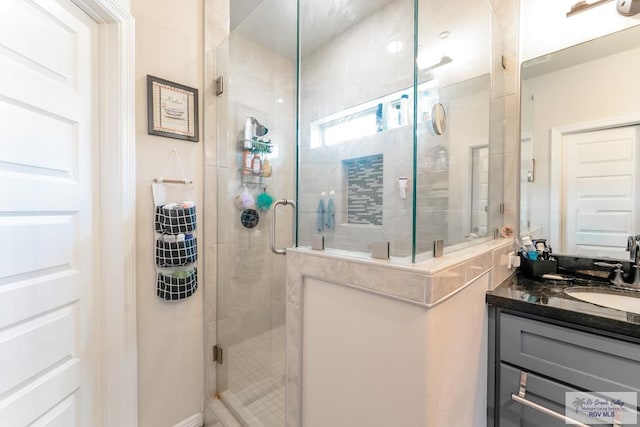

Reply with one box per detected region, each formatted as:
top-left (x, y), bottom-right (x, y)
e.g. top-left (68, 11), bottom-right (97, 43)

top-left (344, 154), bottom-right (383, 225)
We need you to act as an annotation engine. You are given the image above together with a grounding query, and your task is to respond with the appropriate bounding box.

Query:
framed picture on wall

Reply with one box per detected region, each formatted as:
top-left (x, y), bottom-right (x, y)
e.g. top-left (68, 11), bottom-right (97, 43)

top-left (147, 75), bottom-right (199, 142)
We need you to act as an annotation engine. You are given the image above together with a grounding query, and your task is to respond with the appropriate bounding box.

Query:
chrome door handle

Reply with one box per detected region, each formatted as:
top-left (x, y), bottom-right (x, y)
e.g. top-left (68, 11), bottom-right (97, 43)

top-left (511, 371), bottom-right (590, 427)
top-left (270, 199), bottom-right (296, 255)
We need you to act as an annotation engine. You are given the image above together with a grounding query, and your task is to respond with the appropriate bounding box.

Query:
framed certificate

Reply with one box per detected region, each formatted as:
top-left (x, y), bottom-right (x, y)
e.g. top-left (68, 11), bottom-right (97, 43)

top-left (147, 75), bottom-right (199, 142)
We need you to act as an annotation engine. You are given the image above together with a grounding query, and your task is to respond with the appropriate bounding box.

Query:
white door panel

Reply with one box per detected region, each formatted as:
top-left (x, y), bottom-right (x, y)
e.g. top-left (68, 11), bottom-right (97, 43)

top-left (30, 395), bottom-right (77, 427)
top-left (576, 211), bottom-right (633, 234)
top-left (0, 0), bottom-right (99, 425)
top-left (0, 360), bottom-right (80, 426)
top-left (574, 245), bottom-right (626, 259)
top-left (2, 178), bottom-right (80, 210)
top-left (0, 215), bottom-right (76, 278)
top-left (563, 126), bottom-right (638, 258)
top-left (0, 307), bottom-right (75, 395)
top-left (0, 271), bottom-right (79, 330)
top-left (0, 32), bottom-right (83, 121)
top-left (0, 98), bottom-right (77, 176)
top-left (576, 176), bottom-right (632, 199)
top-left (575, 137), bottom-right (632, 163)
top-left (0, 0), bottom-right (78, 86)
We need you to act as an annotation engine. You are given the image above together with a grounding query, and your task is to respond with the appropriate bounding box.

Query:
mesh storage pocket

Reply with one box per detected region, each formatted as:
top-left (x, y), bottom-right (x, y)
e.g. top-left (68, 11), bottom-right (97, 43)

top-left (155, 237), bottom-right (198, 267)
top-left (156, 268), bottom-right (198, 301)
top-left (155, 205), bottom-right (197, 234)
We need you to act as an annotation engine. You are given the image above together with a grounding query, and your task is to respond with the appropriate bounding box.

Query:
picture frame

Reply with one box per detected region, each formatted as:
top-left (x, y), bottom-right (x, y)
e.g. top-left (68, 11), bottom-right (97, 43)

top-left (147, 75), bottom-right (199, 142)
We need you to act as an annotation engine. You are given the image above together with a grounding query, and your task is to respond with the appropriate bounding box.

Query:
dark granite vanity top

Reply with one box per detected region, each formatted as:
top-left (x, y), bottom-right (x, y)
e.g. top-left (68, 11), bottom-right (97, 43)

top-left (487, 273), bottom-right (640, 340)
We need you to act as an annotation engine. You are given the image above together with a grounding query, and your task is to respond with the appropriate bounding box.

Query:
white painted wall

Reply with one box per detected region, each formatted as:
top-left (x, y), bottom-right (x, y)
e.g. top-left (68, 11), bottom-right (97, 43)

top-left (302, 273), bottom-right (488, 426)
top-left (521, 47), bottom-right (640, 243)
top-left (521, 0), bottom-right (640, 61)
top-left (132, 1), bottom-right (204, 426)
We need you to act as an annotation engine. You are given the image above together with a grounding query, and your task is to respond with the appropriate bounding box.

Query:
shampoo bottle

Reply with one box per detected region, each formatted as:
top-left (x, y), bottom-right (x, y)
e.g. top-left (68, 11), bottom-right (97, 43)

top-left (251, 153), bottom-right (262, 175)
top-left (262, 159), bottom-right (272, 177)
top-left (242, 150), bottom-right (252, 174)
top-left (376, 103), bottom-right (384, 132)
top-left (400, 94), bottom-right (409, 126)
top-left (243, 117), bottom-right (253, 148)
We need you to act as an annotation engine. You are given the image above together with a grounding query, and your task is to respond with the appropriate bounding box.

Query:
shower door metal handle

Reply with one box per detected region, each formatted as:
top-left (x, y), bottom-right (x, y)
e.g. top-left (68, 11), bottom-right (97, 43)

top-left (271, 199), bottom-right (296, 255)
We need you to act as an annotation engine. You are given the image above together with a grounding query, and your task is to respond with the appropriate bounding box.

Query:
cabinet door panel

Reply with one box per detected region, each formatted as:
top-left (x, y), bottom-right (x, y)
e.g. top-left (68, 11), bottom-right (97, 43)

top-left (499, 363), bottom-right (580, 427)
top-left (500, 313), bottom-right (640, 393)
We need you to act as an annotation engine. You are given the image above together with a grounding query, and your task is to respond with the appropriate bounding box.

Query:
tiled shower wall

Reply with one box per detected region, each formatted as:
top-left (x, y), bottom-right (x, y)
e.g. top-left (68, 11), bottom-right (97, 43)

top-left (296, 0), bottom-right (507, 258)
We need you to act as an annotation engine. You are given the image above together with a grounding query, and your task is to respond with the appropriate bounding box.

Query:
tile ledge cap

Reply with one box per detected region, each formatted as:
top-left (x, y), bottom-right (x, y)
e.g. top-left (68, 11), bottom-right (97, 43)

top-left (287, 239), bottom-right (512, 276)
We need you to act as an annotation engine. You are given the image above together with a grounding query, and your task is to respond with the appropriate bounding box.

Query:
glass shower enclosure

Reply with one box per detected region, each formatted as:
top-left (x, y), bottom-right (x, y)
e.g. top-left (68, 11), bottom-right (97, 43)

top-left (213, 1), bottom-right (296, 425)
top-left (209, 0), bottom-right (500, 425)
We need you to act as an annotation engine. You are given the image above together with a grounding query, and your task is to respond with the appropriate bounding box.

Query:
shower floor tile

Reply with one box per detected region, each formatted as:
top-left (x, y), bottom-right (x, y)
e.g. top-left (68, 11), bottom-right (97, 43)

top-left (245, 385), bottom-right (285, 427)
top-left (223, 325), bottom-right (286, 427)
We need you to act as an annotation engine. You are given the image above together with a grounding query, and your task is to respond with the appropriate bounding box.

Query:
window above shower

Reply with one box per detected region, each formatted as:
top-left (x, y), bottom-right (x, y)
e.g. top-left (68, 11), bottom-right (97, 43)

top-left (310, 81), bottom-right (443, 149)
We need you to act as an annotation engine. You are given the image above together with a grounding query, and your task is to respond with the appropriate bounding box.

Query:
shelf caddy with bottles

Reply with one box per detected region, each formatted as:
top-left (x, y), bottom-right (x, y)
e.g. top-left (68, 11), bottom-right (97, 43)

top-left (241, 137), bottom-right (275, 187)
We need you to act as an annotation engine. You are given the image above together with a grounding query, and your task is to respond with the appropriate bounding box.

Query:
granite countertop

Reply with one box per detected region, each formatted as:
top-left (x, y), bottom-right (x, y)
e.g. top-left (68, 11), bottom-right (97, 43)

top-left (487, 273), bottom-right (640, 339)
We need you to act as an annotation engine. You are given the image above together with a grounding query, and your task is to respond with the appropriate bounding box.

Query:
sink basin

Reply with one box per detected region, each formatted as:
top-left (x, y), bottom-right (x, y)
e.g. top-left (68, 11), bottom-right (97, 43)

top-left (564, 287), bottom-right (640, 315)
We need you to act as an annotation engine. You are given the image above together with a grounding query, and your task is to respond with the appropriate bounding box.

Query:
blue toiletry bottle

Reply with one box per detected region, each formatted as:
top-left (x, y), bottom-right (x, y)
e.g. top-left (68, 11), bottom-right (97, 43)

top-left (400, 94), bottom-right (409, 126)
top-left (376, 103), bottom-right (384, 132)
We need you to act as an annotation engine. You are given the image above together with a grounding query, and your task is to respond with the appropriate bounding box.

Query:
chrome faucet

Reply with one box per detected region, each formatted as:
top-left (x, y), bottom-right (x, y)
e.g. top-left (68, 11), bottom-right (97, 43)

top-left (594, 260), bottom-right (640, 289)
top-left (595, 261), bottom-right (626, 286)
top-left (597, 235), bottom-right (640, 290)
top-left (627, 235), bottom-right (640, 265)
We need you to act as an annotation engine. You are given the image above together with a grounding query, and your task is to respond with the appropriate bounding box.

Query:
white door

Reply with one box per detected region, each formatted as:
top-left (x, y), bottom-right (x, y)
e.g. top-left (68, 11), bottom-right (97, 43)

top-left (0, 0), bottom-right (100, 425)
top-left (563, 126), bottom-right (639, 258)
top-left (470, 145), bottom-right (489, 236)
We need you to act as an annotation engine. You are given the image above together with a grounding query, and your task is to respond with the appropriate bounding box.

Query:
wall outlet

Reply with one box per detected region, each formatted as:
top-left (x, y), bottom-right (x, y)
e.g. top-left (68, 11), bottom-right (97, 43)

top-left (503, 251), bottom-right (521, 269)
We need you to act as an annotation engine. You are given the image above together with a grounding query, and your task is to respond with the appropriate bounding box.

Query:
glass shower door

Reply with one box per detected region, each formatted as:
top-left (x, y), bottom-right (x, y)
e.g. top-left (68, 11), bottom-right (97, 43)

top-left (296, 0), bottom-right (417, 260)
top-left (214, 1), bottom-right (296, 425)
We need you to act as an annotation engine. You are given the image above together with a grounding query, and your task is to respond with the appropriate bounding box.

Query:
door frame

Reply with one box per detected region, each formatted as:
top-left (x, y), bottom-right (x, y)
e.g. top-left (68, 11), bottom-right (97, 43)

top-left (71, 0), bottom-right (137, 425)
top-left (550, 114), bottom-right (640, 252)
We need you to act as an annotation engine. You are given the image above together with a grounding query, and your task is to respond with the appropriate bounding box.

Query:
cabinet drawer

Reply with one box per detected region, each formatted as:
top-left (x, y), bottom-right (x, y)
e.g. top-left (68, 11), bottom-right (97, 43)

top-left (499, 313), bottom-right (640, 393)
top-left (499, 363), bottom-right (579, 427)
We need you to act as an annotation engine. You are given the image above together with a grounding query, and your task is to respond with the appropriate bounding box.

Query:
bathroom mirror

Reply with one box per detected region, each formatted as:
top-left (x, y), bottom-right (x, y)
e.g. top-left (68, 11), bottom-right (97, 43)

top-left (430, 103), bottom-right (446, 136)
top-left (520, 24), bottom-right (640, 259)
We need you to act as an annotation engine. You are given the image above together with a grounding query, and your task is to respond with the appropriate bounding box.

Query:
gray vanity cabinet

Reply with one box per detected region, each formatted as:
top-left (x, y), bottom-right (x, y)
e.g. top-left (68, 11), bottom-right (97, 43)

top-left (488, 309), bottom-right (640, 426)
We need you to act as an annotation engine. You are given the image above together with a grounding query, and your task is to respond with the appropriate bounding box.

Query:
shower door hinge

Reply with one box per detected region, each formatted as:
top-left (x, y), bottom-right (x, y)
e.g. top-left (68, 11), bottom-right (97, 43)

top-left (215, 76), bottom-right (224, 96)
top-left (499, 203), bottom-right (505, 214)
top-left (213, 345), bottom-right (223, 364)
